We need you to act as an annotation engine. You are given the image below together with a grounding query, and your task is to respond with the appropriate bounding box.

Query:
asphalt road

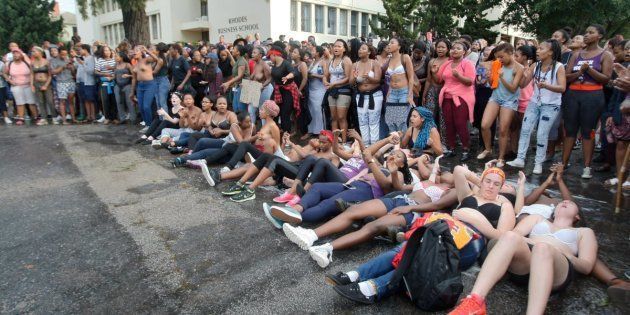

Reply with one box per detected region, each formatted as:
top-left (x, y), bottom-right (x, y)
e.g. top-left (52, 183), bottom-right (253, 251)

top-left (0, 124), bottom-right (627, 314)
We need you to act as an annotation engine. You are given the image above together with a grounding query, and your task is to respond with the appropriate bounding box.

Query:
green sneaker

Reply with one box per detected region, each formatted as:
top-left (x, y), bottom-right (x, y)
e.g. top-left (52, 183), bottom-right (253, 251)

top-left (76, 115), bottom-right (86, 122)
top-left (221, 182), bottom-right (244, 196)
top-left (230, 187), bottom-right (256, 202)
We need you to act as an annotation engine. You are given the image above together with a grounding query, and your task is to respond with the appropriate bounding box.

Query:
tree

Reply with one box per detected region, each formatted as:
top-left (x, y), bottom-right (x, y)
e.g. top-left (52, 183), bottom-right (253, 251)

top-left (0, 0), bottom-right (63, 52)
top-left (369, 0), bottom-right (422, 41)
top-left (457, 0), bottom-right (501, 42)
top-left (77, 0), bottom-right (150, 46)
top-left (502, 0), bottom-right (630, 40)
top-left (415, 0), bottom-right (461, 39)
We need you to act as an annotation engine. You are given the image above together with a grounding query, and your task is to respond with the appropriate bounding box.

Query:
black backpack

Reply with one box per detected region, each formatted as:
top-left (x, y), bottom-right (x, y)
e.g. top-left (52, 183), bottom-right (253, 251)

top-left (388, 219), bottom-right (463, 311)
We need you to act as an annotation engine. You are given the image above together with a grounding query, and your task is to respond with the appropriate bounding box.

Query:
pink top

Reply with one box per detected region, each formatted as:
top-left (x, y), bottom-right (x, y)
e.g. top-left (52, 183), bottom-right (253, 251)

top-left (438, 59), bottom-right (476, 122)
top-left (518, 80), bottom-right (534, 113)
top-left (8, 61), bottom-right (31, 86)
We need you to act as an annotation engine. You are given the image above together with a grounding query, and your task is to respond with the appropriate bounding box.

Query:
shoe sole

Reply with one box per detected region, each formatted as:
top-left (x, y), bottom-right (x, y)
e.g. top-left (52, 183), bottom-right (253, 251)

top-left (221, 189), bottom-right (242, 196)
top-left (230, 194), bottom-right (255, 202)
top-left (324, 275), bottom-right (344, 286)
top-left (263, 203), bottom-right (282, 229)
top-left (607, 285), bottom-right (630, 306)
top-left (270, 207), bottom-right (302, 225)
top-left (332, 286), bottom-right (374, 305)
top-left (200, 164), bottom-right (215, 187)
top-left (309, 249), bottom-right (330, 268)
top-left (506, 162), bottom-right (525, 168)
top-left (282, 224), bottom-right (311, 250)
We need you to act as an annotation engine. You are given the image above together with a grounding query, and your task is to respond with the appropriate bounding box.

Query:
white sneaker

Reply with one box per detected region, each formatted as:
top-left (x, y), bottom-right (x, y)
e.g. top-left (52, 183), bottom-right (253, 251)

top-left (3, 117), bottom-right (12, 124)
top-left (151, 140), bottom-right (162, 149)
top-left (270, 206), bottom-right (303, 224)
top-left (65, 114), bottom-right (72, 120)
top-left (282, 223), bottom-right (317, 250)
top-left (200, 163), bottom-right (214, 187)
top-left (581, 167), bottom-right (593, 179)
top-left (309, 243), bottom-right (333, 268)
top-left (495, 160), bottom-right (505, 168)
top-left (220, 166), bottom-right (231, 174)
top-left (533, 164), bottom-right (543, 175)
top-left (96, 116), bottom-right (106, 123)
top-left (139, 126), bottom-right (149, 133)
top-left (506, 158), bottom-right (525, 168)
top-left (53, 116), bottom-right (62, 124)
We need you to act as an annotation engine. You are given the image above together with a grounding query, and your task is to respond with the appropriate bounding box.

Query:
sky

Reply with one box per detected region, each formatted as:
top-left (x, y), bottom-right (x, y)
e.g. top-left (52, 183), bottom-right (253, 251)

top-left (58, 0), bottom-right (77, 13)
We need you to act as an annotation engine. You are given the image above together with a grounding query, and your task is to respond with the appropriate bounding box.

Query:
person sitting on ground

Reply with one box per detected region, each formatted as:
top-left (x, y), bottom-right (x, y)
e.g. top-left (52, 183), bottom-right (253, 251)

top-left (138, 93), bottom-right (183, 145)
top-left (400, 106), bottom-right (444, 156)
top-left (155, 93), bottom-right (202, 148)
top-left (210, 130), bottom-right (338, 203)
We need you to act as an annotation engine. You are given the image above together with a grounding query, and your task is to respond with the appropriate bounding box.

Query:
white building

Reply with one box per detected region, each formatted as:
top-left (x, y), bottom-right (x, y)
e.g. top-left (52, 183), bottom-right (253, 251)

top-left (76, 0), bottom-right (529, 47)
top-left (76, 0), bottom-right (386, 46)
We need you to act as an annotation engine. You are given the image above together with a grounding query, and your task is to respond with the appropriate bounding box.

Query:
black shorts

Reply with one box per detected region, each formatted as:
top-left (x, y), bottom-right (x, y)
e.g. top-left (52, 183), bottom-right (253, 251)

top-left (508, 243), bottom-right (575, 294)
top-left (562, 89), bottom-right (605, 139)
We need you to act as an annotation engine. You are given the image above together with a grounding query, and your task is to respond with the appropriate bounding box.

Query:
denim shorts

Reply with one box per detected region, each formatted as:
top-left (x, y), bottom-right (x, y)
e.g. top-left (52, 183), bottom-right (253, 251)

top-left (380, 195), bottom-right (415, 225)
top-left (490, 96), bottom-right (518, 111)
top-left (82, 84), bottom-right (98, 102)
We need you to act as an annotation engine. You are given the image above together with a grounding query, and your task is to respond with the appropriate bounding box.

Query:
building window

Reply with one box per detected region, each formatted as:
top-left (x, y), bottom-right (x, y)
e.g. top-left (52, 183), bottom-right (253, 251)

top-left (339, 9), bottom-right (348, 36)
top-left (350, 11), bottom-right (358, 37)
top-left (361, 13), bottom-right (369, 37)
top-left (290, 0), bottom-right (298, 31)
top-left (315, 5), bottom-right (324, 33)
top-left (327, 7), bottom-right (336, 35)
top-left (301, 2), bottom-right (312, 32)
top-left (200, 0), bottom-right (208, 17)
top-left (119, 24), bottom-right (125, 41)
top-left (150, 14), bottom-right (161, 40)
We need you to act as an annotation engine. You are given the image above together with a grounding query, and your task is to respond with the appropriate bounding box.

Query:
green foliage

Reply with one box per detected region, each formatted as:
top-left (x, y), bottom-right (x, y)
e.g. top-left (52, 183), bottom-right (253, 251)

top-left (457, 0), bottom-right (501, 42)
top-left (77, 0), bottom-right (149, 45)
top-left (502, 0), bottom-right (630, 40)
top-left (77, 0), bottom-right (147, 19)
top-left (369, 0), bottom-right (422, 41)
top-left (415, 0), bottom-right (461, 39)
top-left (0, 0), bottom-right (63, 52)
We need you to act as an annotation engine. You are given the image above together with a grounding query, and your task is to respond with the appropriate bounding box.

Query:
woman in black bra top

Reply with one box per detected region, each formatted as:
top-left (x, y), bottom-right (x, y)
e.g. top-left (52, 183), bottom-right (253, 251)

top-left (451, 164), bottom-right (516, 240)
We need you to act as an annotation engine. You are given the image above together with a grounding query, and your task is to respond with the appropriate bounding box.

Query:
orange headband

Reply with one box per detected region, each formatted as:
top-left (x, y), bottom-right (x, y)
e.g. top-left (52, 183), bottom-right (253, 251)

top-left (482, 167), bottom-right (505, 182)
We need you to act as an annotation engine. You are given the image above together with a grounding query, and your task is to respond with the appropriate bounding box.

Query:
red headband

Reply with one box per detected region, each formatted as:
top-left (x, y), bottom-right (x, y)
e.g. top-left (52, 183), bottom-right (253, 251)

top-left (319, 130), bottom-right (334, 143)
top-left (268, 49), bottom-right (283, 58)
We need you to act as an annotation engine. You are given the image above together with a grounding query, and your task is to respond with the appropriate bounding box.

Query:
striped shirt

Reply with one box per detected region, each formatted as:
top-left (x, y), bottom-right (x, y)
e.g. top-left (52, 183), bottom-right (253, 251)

top-left (95, 57), bottom-right (116, 76)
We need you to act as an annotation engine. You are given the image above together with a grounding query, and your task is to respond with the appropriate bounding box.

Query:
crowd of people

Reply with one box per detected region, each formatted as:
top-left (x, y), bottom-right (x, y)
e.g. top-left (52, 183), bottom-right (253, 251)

top-left (1, 24), bottom-right (629, 313)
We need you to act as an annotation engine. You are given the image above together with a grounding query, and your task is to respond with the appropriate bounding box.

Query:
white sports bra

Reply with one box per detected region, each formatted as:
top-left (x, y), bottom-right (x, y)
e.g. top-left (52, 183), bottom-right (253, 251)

top-left (412, 182), bottom-right (446, 203)
top-left (387, 64), bottom-right (405, 76)
top-left (530, 220), bottom-right (579, 255)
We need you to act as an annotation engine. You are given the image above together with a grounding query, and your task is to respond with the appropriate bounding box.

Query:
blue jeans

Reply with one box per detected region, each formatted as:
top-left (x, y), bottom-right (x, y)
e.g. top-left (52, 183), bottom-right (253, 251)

top-left (155, 76), bottom-right (170, 114)
top-left (184, 138), bottom-right (225, 161)
top-left (299, 181), bottom-right (374, 223)
top-left (137, 80), bottom-right (157, 125)
top-left (385, 87), bottom-right (411, 133)
top-left (232, 86), bottom-right (247, 113)
top-left (517, 102), bottom-right (561, 165)
top-left (387, 87), bottom-right (409, 103)
top-left (358, 236), bottom-right (485, 300)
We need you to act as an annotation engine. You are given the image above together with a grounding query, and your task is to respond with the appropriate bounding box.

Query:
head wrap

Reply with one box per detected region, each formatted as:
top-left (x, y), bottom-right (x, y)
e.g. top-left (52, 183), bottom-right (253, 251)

top-left (319, 130), bottom-right (334, 143)
top-left (412, 106), bottom-right (436, 149)
top-left (267, 49), bottom-right (283, 58)
top-left (481, 167), bottom-right (506, 183)
top-left (262, 100), bottom-right (280, 117)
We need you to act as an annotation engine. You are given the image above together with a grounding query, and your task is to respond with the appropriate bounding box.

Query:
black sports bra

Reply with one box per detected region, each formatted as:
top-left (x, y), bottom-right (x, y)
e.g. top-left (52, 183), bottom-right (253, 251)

top-left (458, 195), bottom-right (502, 228)
top-left (210, 113), bottom-right (231, 130)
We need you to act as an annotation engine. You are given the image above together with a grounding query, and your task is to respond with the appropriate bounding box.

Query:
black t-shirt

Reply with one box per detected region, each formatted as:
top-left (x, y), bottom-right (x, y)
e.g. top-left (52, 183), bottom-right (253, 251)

top-left (218, 59), bottom-right (232, 78)
top-left (169, 56), bottom-right (190, 84)
top-left (190, 61), bottom-right (205, 86)
top-left (271, 59), bottom-right (294, 85)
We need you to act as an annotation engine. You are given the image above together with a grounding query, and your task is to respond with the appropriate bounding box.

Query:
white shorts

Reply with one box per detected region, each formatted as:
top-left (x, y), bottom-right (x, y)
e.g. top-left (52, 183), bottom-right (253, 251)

top-left (56, 81), bottom-right (76, 99)
top-left (10, 85), bottom-right (36, 105)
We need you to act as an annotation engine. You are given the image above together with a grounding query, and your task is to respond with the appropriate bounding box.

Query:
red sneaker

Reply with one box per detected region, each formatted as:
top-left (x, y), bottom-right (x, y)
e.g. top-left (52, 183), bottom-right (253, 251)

top-left (448, 294), bottom-right (486, 315)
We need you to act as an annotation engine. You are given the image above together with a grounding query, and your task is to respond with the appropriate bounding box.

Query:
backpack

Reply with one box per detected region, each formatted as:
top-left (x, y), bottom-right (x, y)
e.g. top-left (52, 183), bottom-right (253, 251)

top-left (387, 220), bottom-right (462, 311)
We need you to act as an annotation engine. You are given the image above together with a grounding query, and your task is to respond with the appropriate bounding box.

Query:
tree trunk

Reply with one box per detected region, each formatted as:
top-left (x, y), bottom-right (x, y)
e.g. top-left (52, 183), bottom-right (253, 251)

top-left (122, 7), bottom-right (150, 46)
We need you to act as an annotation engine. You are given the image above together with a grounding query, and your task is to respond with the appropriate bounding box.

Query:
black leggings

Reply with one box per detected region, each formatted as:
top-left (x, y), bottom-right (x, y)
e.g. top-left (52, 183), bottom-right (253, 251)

top-left (563, 89), bottom-right (605, 139)
top-left (474, 85), bottom-right (495, 149)
top-left (252, 153), bottom-right (301, 181)
top-left (226, 142), bottom-right (263, 169)
top-left (204, 143), bottom-right (238, 165)
top-left (307, 158), bottom-right (348, 184)
top-left (278, 88), bottom-right (294, 132)
top-left (145, 119), bottom-right (178, 138)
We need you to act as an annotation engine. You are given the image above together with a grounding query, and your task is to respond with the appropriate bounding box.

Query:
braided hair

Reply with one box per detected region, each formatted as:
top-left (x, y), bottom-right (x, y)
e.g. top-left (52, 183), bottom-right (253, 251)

top-left (533, 40), bottom-right (562, 84)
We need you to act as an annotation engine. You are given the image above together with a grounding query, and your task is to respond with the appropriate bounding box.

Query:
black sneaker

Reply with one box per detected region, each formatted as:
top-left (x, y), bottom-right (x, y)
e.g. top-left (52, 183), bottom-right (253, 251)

top-left (135, 138), bottom-right (146, 144)
top-left (169, 146), bottom-right (185, 154)
top-left (171, 157), bottom-right (185, 168)
top-left (221, 182), bottom-right (244, 196)
top-left (443, 150), bottom-right (456, 158)
top-left (230, 187), bottom-right (256, 202)
top-left (333, 283), bottom-right (375, 304)
top-left (142, 139), bottom-right (152, 145)
top-left (335, 198), bottom-right (350, 212)
top-left (325, 272), bottom-right (355, 286)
